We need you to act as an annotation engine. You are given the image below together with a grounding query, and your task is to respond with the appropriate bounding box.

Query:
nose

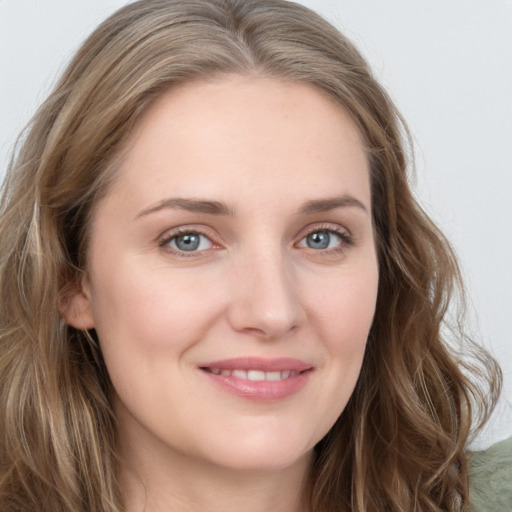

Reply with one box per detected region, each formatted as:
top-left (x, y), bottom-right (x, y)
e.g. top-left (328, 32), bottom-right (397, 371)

top-left (226, 248), bottom-right (305, 340)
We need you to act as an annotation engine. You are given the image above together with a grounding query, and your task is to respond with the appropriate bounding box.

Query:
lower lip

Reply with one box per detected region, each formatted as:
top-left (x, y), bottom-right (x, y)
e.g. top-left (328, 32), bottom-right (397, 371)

top-left (201, 369), bottom-right (312, 402)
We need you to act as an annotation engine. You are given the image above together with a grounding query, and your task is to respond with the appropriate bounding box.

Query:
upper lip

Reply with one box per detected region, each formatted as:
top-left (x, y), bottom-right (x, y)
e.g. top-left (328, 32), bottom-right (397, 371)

top-left (199, 357), bottom-right (313, 373)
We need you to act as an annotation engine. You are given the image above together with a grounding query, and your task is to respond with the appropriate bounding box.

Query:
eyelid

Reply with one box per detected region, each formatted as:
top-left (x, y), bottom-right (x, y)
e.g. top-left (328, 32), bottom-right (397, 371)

top-left (295, 222), bottom-right (352, 242)
top-left (156, 222), bottom-right (354, 257)
top-left (294, 223), bottom-right (354, 253)
top-left (158, 225), bottom-right (222, 255)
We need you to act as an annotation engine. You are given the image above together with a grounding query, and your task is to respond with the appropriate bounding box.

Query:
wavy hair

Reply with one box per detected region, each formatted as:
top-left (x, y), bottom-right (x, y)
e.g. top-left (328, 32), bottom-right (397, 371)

top-left (0, 1), bottom-right (501, 510)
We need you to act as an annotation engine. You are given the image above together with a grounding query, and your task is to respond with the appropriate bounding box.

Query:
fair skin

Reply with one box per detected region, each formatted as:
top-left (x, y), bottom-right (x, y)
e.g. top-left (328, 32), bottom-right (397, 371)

top-left (66, 76), bottom-right (379, 512)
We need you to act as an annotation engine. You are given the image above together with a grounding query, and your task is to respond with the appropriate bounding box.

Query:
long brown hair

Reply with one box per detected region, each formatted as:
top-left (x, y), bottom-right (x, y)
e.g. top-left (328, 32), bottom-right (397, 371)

top-left (0, 1), bottom-right (501, 510)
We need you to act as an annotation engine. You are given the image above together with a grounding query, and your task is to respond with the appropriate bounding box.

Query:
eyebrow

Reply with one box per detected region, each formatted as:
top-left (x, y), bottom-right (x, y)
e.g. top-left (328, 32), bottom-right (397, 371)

top-left (299, 195), bottom-right (368, 215)
top-left (135, 198), bottom-right (234, 218)
top-left (135, 194), bottom-right (368, 219)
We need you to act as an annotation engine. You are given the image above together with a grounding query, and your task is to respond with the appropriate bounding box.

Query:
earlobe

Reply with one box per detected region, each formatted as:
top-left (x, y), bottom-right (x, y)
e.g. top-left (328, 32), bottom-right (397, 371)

top-left (59, 278), bottom-right (95, 330)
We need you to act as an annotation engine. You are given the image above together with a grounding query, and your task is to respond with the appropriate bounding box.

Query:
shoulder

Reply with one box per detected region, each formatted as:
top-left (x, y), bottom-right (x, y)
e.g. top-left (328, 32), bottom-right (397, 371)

top-left (469, 436), bottom-right (512, 512)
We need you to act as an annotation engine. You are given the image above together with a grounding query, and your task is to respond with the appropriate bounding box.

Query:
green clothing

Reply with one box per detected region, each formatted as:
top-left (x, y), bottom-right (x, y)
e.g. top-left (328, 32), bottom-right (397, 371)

top-left (470, 436), bottom-right (512, 511)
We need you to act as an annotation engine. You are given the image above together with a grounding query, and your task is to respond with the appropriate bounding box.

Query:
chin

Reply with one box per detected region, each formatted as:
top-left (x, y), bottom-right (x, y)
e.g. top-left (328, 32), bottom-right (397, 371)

top-left (197, 429), bottom-right (315, 473)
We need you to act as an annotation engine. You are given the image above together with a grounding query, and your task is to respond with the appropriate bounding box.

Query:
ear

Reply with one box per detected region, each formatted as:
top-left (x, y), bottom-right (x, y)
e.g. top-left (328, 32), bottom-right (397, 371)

top-left (59, 276), bottom-right (95, 330)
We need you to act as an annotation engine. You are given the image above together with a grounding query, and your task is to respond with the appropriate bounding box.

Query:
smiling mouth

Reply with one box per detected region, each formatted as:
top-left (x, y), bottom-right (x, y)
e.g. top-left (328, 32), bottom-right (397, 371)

top-left (201, 368), bottom-right (304, 381)
top-left (198, 358), bottom-right (313, 401)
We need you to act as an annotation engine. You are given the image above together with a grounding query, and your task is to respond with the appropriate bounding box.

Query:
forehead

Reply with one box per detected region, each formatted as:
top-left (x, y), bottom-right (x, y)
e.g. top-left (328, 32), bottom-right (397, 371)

top-left (105, 76), bottom-right (370, 213)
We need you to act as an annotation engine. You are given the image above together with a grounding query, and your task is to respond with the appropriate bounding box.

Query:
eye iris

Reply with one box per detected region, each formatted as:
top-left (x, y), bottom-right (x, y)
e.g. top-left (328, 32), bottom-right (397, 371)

top-left (306, 231), bottom-right (330, 249)
top-left (175, 233), bottom-right (200, 251)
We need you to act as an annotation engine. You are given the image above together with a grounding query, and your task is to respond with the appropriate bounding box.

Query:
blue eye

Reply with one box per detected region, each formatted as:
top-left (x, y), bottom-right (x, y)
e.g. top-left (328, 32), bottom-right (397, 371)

top-left (298, 230), bottom-right (344, 250)
top-left (165, 232), bottom-right (213, 252)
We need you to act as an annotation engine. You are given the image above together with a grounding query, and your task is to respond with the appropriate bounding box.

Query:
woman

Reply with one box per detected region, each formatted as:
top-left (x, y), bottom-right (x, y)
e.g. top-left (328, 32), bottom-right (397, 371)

top-left (0, 1), bottom-right (508, 511)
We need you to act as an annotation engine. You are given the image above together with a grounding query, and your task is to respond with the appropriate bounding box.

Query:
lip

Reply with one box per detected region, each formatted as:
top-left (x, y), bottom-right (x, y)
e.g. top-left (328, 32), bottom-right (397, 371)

top-left (198, 357), bottom-right (313, 402)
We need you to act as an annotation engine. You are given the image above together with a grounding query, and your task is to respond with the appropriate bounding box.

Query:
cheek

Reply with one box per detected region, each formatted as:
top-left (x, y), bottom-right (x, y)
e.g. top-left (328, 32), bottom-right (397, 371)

top-left (296, 262), bottom-right (378, 444)
top-left (89, 260), bottom-right (225, 357)
top-left (88, 262), bottom-right (227, 421)
top-left (309, 259), bottom-right (378, 397)
top-left (313, 263), bottom-right (378, 347)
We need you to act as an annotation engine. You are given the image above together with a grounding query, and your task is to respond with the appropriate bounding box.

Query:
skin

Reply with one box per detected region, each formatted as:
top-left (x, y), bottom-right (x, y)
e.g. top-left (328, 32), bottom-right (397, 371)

top-left (66, 76), bottom-right (379, 512)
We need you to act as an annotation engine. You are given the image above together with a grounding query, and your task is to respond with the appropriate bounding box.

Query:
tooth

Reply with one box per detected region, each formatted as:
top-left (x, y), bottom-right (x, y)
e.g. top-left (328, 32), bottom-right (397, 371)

top-left (212, 369), bottom-right (299, 380)
top-left (247, 370), bottom-right (265, 381)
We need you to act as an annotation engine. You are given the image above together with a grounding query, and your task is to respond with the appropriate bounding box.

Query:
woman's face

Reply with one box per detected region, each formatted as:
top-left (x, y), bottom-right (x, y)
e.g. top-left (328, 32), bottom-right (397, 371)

top-left (67, 76), bottom-right (379, 473)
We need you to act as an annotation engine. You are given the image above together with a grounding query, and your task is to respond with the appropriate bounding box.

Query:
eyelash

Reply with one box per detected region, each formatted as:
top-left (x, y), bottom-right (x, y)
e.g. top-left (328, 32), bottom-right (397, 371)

top-left (296, 224), bottom-right (354, 257)
top-left (158, 224), bottom-right (354, 258)
top-left (158, 228), bottom-right (218, 258)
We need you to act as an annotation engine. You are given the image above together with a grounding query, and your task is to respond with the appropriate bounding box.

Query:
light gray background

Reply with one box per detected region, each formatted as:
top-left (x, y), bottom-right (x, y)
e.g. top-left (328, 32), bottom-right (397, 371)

top-left (1, 0), bottom-right (511, 449)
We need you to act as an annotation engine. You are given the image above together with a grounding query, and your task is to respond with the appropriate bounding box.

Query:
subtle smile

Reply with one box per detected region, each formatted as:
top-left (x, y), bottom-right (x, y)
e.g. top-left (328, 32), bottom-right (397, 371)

top-left (202, 368), bottom-right (301, 381)
top-left (199, 358), bottom-right (313, 401)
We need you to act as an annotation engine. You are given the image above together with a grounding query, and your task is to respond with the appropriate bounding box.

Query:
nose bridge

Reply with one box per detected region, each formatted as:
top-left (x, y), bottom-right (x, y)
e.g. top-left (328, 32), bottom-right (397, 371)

top-left (227, 240), bottom-right (303, 339)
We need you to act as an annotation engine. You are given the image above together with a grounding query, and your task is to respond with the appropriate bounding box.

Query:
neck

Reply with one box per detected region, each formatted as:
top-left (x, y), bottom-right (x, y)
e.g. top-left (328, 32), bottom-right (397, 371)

top-left (120, 446), bottom-right (312, 512)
